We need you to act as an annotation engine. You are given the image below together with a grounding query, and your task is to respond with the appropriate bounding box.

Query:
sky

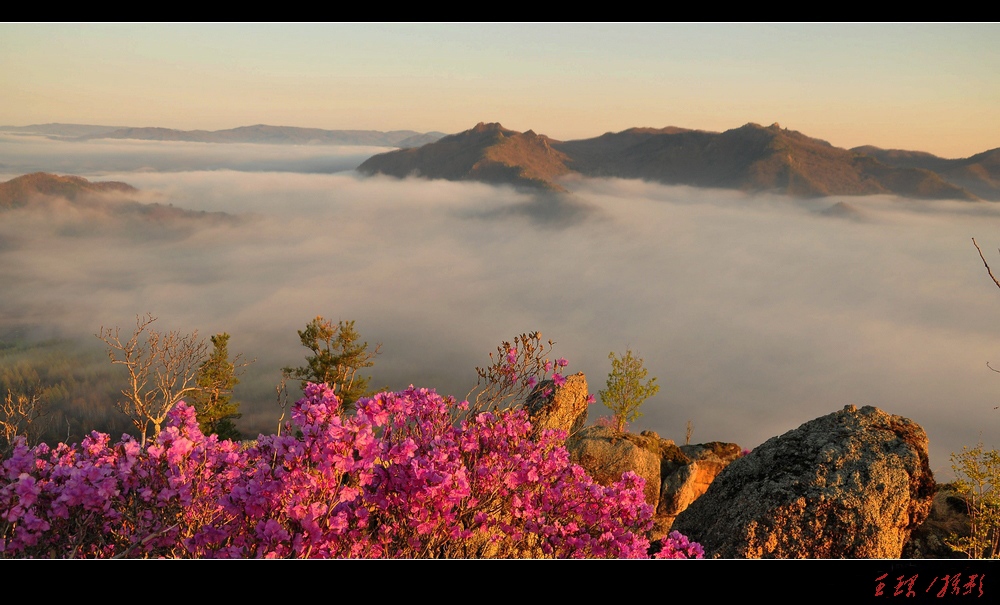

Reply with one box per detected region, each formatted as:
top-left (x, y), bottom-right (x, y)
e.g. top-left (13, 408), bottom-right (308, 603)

top-left (2, 23), bottom-right (998, 158)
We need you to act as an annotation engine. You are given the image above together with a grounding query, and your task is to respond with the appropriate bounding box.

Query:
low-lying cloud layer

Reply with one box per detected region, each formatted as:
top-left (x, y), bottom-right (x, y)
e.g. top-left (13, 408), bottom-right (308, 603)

top-left (2, 137), bottom-right (999, 480)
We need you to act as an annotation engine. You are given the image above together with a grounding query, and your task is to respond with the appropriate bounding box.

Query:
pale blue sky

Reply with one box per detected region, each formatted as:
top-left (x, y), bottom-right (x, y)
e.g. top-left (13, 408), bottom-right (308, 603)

top-left (2, 23), bottom-right (997, 157)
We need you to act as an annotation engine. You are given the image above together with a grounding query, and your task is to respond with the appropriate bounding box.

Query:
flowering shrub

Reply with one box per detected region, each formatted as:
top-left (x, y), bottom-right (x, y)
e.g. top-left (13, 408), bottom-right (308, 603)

top-left (1, 382), bottom-right (703, 559)
top-left (651, 530), bottom-right (706, 559)
top-left (0, 403), bottom-right (243, 558)
top-left (595, 415), bottom-right (630, 433)
top-left (466, 332), bottom-right (569, 415)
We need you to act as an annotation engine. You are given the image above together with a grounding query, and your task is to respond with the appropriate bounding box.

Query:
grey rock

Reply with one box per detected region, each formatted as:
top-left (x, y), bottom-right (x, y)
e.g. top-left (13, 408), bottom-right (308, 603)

top-left (671, 405), bottom-right (935, 558)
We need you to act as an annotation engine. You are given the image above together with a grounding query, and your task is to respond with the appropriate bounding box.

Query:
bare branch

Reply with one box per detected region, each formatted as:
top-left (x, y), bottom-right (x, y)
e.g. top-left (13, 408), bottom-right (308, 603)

top-left (1, 386), bottom-right (48, 454)
top-left (464, 332), bottom-right (559, 418)
top-left (275, 376), bottom-right (289, 437)
top-left (972, 238), bottom-right (1000, 291)
top-left (97, 313), bottom-right (208, 444)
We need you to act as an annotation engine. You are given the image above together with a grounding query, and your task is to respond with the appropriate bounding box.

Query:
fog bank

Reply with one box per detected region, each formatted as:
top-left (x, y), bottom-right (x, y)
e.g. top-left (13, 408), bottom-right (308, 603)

top-left (2, 137), bottom-right (999, 480)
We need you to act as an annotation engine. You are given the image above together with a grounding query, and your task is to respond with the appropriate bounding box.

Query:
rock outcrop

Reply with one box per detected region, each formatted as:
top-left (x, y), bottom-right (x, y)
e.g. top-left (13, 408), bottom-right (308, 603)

top-left (569, 426), bottom-right (665, 508)
top-left (658, 442), bottom-right (744, 528)
top-left (567, 425), bottom-right (742, 538)
top-left (523, 372), bottom-right (589, 441)
top-left (671, 405), bottom-right (935, 558)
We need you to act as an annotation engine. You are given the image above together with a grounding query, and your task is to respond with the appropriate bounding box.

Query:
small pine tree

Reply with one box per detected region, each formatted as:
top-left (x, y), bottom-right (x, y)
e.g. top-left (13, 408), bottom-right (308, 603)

top-left (190, 333), bottom-right (243, 441)
top-left (598, 348), bottom-right (659, 433)
top-left (282, 317), bottom-right (381, 414)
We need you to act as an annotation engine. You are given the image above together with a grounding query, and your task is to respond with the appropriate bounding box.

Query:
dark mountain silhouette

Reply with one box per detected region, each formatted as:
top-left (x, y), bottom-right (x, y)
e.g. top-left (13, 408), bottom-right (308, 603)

top-left (562, 123), bottom-right (974, 199)
top-left (361, 122), bottom-right (985, 200)
top-left (853, 145), bottom-right (1000, 201)
top-left (358, 122), bottom-right (574, 191)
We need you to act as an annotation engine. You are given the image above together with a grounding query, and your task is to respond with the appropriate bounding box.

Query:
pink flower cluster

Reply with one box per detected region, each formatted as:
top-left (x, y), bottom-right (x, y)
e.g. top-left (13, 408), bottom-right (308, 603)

top-left (595, 415), bottom-right (630, 432)
top-left (0, 383), bottom-right (703, 558)
top-left (469, 332), bottom-right (572, 415)
top-left (0, 404), bottom-right (243, 557)
top-left (653, 531), bottom-right (706, 559)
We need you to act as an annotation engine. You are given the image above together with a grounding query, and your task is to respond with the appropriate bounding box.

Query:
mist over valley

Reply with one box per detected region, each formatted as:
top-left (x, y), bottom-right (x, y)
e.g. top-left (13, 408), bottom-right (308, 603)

top-left (2, 130), bottom-right (999, 481)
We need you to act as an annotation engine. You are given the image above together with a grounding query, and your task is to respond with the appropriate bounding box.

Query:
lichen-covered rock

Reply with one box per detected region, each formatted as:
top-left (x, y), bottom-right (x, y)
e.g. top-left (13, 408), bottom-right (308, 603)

top-left (671, 405), bottom-right (935, 558)
top-left (569, 425), bottom-right (663, 508)
top-left (523, 372), bottom-right (589, 441)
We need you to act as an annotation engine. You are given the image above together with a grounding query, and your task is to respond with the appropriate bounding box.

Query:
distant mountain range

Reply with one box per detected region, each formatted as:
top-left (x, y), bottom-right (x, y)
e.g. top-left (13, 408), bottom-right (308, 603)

top-left (4, 121), bottom-right (998, 200)
top-left (359, 122), bottom-right (1000, 200)
top-left (0, 123), bottom-right (446, 149)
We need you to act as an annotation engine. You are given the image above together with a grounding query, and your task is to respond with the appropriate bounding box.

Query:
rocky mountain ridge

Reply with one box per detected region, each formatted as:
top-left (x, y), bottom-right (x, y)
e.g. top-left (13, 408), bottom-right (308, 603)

top-left (360, 121), bottom-right (999, 200)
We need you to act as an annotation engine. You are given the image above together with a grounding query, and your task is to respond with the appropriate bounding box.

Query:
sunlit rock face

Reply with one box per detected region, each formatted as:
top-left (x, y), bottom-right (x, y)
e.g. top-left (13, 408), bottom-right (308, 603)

top-left (671, 405), bottom-right (935, 559)
top-left (658, 442), bottom-right (744, 532)
top-left (567, 420), bottom-right (742, 540)
top-left (524, 372), bottom-right (589, 442)
top-left (570, 426), bottom-right (664, 510)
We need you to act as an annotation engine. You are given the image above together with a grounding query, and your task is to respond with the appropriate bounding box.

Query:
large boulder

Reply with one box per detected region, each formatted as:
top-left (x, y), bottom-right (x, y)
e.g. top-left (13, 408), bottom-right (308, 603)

top-left (523, 372), bottom-right (589, 441)
top-left (671, 405), bottom-right (936, 558)
top-left (569, 426), bottom-right (664, 508)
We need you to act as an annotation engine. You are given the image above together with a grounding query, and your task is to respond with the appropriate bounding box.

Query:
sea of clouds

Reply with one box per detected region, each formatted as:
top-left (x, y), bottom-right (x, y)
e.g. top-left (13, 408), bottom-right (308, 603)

top-left (2, 134), bottom-right (999, 479)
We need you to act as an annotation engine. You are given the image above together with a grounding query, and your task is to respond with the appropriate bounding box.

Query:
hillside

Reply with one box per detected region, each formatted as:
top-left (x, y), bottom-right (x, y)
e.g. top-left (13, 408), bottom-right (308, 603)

top-left (0, 172), bottom-right (234, 225)
top-left (360, 122), bottom-right (984, 200)
top-left (0, 172), bottom-right (138, 208)
top-left (854, 145), bottom-right (1000, 200)
top-left (358, 122), bottom-right (574, 191)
